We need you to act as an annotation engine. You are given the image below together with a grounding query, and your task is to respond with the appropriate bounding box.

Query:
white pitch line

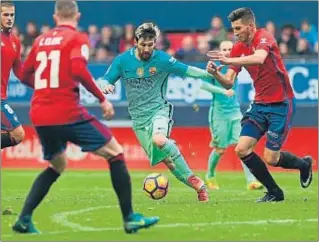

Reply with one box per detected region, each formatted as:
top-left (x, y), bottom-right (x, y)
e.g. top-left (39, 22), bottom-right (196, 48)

top-left (52, 205), bottom-right (116, 231)
top-left (52, 205), bottom-right (318, 232)
top-left (2, 204), bottom-right (317, 239)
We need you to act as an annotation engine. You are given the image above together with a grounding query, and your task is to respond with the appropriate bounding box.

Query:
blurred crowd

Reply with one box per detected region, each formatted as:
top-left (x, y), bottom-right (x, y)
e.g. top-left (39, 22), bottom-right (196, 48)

top-left (13, 16), bottom-right (318, 62)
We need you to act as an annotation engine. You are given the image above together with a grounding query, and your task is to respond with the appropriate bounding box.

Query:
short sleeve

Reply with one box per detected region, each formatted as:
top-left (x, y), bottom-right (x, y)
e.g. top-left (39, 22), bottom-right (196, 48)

top-left (229, 44), bottom-right (242, 73)
top-left (70, 33), bottom-right (90, 62)
top-left (160, 52), bottom-right (188, 76)
top-left (102, 55), bottom-right (122, 85)
top-left (255, 30), bottom-right (275, 53)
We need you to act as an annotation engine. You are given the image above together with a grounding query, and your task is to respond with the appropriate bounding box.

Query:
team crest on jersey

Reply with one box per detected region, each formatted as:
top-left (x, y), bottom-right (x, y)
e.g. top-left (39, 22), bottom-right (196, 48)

top-left (260, 38), bottom-right (267, 44)
top-left (137, 68), bottom-right (144, 77)
top-left (149, 67), bottom-right (157, 75)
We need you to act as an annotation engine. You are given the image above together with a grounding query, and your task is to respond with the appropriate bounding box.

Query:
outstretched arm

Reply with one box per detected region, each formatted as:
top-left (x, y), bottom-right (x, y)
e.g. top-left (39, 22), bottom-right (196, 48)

top-left (199, 80), bottom-right (234, 96)
top-left (99, 57), bottom-right (122, 94)
top-left (101, 57), bottom-right (121, 85)
top-left (167, 58), bottom-right (232, 95)
top-left (207, 49), bottom-right (268, 66)
top-left (184, 66), bottom-right (232, 95)
top-left (206, 61), bottom-right (238, 89)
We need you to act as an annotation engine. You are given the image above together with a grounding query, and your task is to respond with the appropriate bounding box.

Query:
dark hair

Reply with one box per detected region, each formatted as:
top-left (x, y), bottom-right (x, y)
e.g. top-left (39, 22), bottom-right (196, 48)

top-left (55, 0), bottom-right (78, 19)
top-left (227, 8), bottom-right (255, 24)
top-left (134, 22), bottom-right (160, 42)
top-left (1, 0), bottom-right (15, 8)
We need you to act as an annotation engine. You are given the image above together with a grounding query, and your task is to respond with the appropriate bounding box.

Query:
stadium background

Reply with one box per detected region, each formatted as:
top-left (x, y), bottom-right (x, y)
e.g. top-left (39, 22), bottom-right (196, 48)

top-left (2, 1), bottom-right (318, 171)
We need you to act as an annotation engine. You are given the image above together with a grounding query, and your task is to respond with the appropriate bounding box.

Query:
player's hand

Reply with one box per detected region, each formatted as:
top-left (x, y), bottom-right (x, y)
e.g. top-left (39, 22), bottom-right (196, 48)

top-left (100, 100), bottom-right (114, 120)
top-left (102, 84), bottom-right (115, 94)
top-left (224, 89), bottom-right (235, 97)
top-left (207, 51), bottom-right (230, 65)
top-left (206, 61), bottom-right (223, 74)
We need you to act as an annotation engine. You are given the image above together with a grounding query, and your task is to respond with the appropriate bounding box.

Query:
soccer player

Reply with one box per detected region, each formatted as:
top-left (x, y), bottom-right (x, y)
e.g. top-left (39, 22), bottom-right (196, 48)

top-left (101, 22), bottom-right (232, 202)
top-left (206, 8), bottom-right (313, 202)
top-left (1, 1), bottom-right (25, 149)
top-left (205, 40), bottom-right (263, 191)
top-left (12, 0), bottom-right (159, 234)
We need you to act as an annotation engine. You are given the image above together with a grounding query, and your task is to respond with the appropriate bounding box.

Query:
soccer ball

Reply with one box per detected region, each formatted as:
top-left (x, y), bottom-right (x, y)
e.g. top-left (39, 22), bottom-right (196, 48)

top-left (143, 173), bottom-right (169, 200)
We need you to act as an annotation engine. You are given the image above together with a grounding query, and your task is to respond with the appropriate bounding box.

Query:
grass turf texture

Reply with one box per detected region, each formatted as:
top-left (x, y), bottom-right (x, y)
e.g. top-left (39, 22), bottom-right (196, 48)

top-left (1, 169), bottom-right (317, 241)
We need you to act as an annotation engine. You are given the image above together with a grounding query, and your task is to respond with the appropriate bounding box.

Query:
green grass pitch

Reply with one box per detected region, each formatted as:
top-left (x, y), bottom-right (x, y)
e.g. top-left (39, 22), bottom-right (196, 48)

top-left (1, 169), bottom-right (317, 241)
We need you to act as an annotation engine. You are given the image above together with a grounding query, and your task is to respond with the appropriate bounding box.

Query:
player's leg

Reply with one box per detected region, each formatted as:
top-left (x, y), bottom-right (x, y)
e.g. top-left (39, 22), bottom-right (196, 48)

top-left (69, 118), bottom-right (159, 233)
top-left (134, 123), bottom-right (195, 189)
top-left (236, 104), bottom-right (283, 202)
top-left (93, 137), bottom-right (134, 223)
top-left (241, 160), bottom-right (263, 190)
top-left (162, 157), bottom-right (192, 188)
top-left (13, 126), bottom-right (66, 234)
top-left (1, 101), bottom-right (25, 149)
top-left (205, 118), bottom-right (229, 190)
top-left (263, 99), bottom-right (313, 189)
top-left (206, 147), bottom-right (224, 190)
top-left (231, 118), bottom-right (263, 190)
top-left (151, 114), bottom-right (209, 202)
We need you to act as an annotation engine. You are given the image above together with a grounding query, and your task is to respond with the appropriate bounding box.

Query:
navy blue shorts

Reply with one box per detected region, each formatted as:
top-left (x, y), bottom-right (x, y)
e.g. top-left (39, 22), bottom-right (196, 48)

top-left (1, 100), bottom-right (21, 131)
top-left (240, 99), bottom-right (295, 151)
top-left (35, 118), bottom-right (113, 160)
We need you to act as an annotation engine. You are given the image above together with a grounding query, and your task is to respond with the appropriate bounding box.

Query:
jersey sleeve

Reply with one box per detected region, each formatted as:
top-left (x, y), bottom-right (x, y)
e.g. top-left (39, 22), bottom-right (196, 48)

top-left (12, 37), bottom-right (22, 80)
top-left (160, 52), bottom-right (188, 76)
top-left (70, 33), bottom-right (90, 63)
top-left (229, 44), bottom-right (242, 74)
top-left (102, 55), bottom-right (122, 85)
top-left (255, 30), bottom-right (275, 53)
top-left (20, 43), bottom-right (36, 88)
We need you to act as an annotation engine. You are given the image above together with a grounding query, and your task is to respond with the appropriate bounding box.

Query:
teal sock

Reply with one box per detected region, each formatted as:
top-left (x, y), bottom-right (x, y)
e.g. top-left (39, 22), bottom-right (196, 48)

top-left (207, 150), bottom-right (221, 178)
top-left (160, 140), bottom-right (193, 181)
top-left (168, 164), bottom-right (193, 188)
top-left (240, 161), bottom-right (257, 184)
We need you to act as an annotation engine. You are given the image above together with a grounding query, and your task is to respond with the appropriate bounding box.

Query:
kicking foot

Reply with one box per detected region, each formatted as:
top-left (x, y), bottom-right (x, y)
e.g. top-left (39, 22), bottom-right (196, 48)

top-left (188, 175), bottom-right (210, 202)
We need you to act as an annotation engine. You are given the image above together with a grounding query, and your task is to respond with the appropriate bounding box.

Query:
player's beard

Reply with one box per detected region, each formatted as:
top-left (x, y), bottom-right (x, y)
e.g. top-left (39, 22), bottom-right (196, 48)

top-left (141, 51), bottom-right (152, 61)
top-left (238, 34), bottom-right (248, 43)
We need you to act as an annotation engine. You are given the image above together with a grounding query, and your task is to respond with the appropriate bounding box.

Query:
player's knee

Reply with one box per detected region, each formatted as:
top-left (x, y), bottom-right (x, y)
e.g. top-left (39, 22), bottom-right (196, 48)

top-left (107, 142), bottom-right (124, 157)
top-left (10, 126), bottom-right (25, 144)
top-left (152, 133), bottom-right (167, 148)
top-left (52, 163), bottom-right (67, 174)
top-left (50, 156), bottom-right (67, 174)
top-left (95, 138), bottom-right (124, 160)
top-left (263, 151), bottom-right (280, 166)
top-left (103, 144), bottom-right (124, 160)
top-left (108, 153), bottom-right (125, 164)
top-left (215, 148), bottom-right (225, 156)
top-left (235, 145), bottom-right (252, 158)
